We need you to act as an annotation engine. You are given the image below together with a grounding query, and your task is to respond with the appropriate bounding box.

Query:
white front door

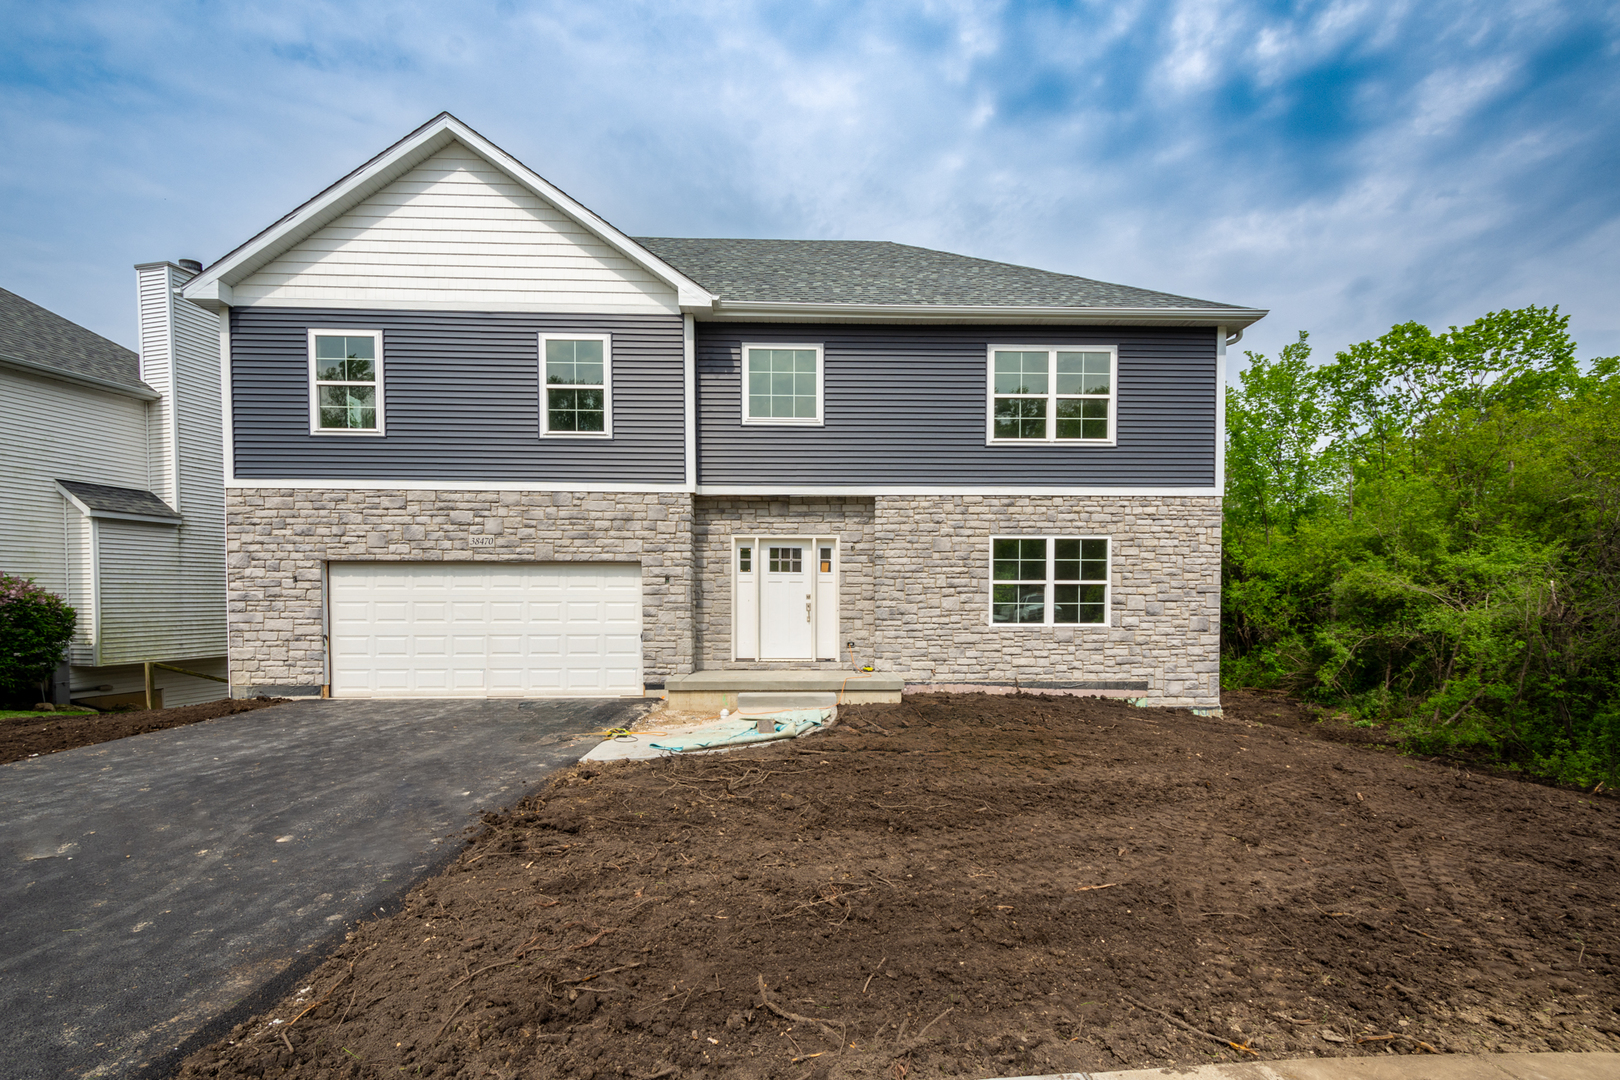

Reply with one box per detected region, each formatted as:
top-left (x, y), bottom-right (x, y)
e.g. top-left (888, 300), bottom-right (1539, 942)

top-left (758, 541), bottom-right (814, 660)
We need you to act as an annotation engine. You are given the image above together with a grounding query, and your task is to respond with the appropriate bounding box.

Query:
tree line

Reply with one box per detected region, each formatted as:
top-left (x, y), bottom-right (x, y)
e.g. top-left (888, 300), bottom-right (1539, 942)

top-left (1223, 305), bottom-right (1619, 787)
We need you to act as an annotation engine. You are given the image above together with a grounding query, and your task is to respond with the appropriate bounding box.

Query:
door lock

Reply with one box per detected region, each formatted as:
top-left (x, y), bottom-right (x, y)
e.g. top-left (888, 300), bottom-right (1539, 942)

top-left (805, 601), bottom-right (812, 623)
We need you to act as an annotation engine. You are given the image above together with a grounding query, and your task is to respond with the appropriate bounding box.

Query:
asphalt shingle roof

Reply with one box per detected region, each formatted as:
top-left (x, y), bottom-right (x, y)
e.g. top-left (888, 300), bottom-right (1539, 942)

top-left (56, 480), bottom-right (180, 520)
top-left (633, 237), bottom-right (1249, 311)
top-left (0, 287), bottom-right (144, 389)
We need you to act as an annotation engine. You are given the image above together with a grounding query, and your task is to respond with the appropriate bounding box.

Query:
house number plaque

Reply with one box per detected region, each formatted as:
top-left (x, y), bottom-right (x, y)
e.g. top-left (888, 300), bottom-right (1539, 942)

top-left (468, 535), bottom-right (496, 548)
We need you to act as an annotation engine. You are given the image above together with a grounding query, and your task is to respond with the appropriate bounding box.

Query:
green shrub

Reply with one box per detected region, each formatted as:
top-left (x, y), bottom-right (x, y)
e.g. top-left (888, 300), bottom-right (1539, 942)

top-left (0, 573), bottom-right (76, 701)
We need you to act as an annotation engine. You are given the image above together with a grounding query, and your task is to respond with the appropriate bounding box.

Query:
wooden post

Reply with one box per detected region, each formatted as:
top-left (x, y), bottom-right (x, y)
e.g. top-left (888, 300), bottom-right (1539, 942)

top-left (144, 662), bottom-right (156, 711)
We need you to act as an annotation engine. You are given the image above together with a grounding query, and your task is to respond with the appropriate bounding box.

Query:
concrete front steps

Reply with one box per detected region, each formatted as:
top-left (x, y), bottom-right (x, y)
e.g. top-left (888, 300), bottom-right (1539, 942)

top-left (663, 669), bottom-right (905, 711)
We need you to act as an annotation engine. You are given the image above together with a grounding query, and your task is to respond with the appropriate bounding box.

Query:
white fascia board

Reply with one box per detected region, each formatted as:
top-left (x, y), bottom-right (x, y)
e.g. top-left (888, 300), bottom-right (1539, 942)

top-left (706, 301), bottom-right (1269, 329)
top-left (0, 353), bottom-right (160, 400)
top-left (695, 484), bottom-right (1222, 497)
top-left (225, 478), bottom-right (696, 493)
top-left (182, 113), bottom-right (717, 311)
top-left (54, 482), bottom-right (182, 525)
top-left (222, 478), bottom-right (1218, 497)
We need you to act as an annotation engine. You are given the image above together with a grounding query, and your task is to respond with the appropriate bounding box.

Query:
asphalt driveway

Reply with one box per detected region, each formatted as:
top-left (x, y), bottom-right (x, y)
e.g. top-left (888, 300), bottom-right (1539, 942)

top-left (0, 696), bottom-right (647, 1080)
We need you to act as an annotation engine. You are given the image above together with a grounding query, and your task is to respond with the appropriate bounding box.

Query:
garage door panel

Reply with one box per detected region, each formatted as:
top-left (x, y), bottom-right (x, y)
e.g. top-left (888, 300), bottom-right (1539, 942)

top-left (330, 562), bottom-right (642, 698)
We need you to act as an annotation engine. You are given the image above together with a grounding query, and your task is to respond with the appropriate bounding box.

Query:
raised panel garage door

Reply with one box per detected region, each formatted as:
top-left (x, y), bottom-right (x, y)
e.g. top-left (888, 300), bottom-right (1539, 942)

top-left (329, 562), bottom-right (642, 698)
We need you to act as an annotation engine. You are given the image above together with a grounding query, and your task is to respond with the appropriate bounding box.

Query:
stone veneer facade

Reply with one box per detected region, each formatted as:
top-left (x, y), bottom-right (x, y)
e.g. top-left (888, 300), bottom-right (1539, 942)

top-left (224, 489), bottom-right (694, 695)
top-left (226, 489), bottom-right (1218, 707)
top-left (693, 496), bottom-right (876, 668)
top-left (871, 495), bottom-right (1222, 708)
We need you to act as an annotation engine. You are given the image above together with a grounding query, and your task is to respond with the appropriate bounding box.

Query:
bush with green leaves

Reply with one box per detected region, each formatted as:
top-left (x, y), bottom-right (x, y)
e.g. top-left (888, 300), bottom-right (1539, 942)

top-left (0, 574), bottom-right (77, 702)
top-left (1223, 306), bottom-right (1620, 787)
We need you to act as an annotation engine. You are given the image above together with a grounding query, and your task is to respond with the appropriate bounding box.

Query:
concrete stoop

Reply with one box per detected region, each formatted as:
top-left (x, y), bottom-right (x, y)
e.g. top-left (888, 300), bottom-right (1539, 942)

top-left (664, 669), bottom-right (904, 711)
top-left (988, 1051), bottom-right (1619, 1080)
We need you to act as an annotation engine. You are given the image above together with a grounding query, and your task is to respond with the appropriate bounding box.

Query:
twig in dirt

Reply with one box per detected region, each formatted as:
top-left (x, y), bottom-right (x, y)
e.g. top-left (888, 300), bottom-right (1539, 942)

top-left (462, 846), bottom-right (571, 866)
top-left (759, 974), bottom-right (844, 1044)
top-left (1401, 924), bottom-right (1450, 949)
top-left (285, 966), bottom-right (353, 1028)
top-left (635, 1067), bottom-right (677, 1080)
top-left (892, 1006), bottom-right (954, 1056)
top-left (1122, 994), bottom-right (1260, 1058)
top-left (1359, 1033), bottom-right (1439, 1053)
top-left (863, 957), bottom-right (887, 993)
top-left (564, 961), bottom-right (645, 985)
top-left (1201, 912), bottom-right (1252, 918)
top-left (447, 958), bottom-right (523, 990)
top-left (569, 926), bottom-right (619, 949)
top-left (1074, 883), bottom-right (1120, 892)
top-left (279, 1030), bottom-right (294, 1055)
top-left (434, 997), bottom-right (473, 1042)
top-left (791, 1052), bottom-right (825, 1063)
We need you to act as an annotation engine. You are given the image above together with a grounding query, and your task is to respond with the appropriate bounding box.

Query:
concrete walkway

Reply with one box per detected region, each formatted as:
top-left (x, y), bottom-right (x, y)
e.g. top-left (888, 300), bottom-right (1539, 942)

top-left (0, 696), bottom-right (644, 1080)
top-left (996, 1051), bottom-right (1619, 1080)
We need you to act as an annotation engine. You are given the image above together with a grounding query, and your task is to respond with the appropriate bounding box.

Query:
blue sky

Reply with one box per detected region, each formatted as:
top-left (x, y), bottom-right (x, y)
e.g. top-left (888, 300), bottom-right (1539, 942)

top-left (3, 0), bottom-right (1617, 371)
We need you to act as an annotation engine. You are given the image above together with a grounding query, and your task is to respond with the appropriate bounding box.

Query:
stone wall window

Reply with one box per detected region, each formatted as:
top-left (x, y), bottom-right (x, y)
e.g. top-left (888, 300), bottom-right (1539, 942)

top-left (989, 536), bottom-right (1110, 625)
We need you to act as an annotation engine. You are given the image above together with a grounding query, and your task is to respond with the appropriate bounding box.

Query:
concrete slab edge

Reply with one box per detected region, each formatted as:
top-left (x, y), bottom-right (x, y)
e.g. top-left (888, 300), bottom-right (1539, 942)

top-left (978, 1051), bottom-right (1620, 1080)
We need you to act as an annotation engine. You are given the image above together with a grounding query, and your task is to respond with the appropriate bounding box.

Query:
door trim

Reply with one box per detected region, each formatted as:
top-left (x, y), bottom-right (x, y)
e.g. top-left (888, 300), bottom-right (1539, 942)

top-left (732, 535), bottom-right (839, 662)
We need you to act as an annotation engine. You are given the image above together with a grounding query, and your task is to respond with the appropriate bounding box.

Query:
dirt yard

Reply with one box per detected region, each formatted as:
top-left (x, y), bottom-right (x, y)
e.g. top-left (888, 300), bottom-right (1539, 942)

top-left (175, 692), bottom-right (1618, 1080)
top-left (0, 696), bottom-right (286, 764)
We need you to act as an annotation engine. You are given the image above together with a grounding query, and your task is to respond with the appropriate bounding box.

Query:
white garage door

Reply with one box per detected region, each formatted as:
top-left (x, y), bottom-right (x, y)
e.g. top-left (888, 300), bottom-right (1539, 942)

top-left (329, 562), bottom-right (642, 698)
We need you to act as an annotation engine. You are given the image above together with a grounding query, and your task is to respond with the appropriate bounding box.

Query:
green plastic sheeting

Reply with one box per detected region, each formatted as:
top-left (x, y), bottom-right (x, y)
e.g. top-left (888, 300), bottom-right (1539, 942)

top-left (648, 709), bottom-right (832, 753)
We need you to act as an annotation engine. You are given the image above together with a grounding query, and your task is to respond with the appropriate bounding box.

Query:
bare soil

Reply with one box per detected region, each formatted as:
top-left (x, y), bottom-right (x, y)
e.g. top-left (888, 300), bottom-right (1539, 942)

top-left (0, 696), bottom-right (287, 765)
top-left (175, 692), bottom-right (1619, 1080)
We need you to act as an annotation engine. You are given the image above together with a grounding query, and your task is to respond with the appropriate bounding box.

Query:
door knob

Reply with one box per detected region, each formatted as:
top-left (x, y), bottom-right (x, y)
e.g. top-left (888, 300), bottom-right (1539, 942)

top-left (805, 602), bottom-right (812, 623)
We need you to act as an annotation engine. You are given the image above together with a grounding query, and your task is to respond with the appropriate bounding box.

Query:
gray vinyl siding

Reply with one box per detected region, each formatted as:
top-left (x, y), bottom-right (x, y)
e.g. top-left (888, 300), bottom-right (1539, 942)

top-left (230, 308), bottom-right (685, 483)
top-left (696, 323), bottom-right (1218, 486)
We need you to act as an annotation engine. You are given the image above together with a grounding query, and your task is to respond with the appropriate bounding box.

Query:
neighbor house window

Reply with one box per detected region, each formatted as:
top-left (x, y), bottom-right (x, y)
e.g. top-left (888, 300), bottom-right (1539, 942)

top-left (309, 330), bottom-right (384, 434)
top-left (989, 536), bottom-right (1110, 626)
top-left (540, 334), bottom-right (612, 437)
top-left (987, 346), bottom-right (1115, 443)
top-left (742, 343), bottom-right (824, 425)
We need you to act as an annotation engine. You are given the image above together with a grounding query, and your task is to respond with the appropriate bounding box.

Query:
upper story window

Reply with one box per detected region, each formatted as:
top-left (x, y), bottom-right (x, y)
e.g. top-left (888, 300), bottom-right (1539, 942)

top-left (742, 343), bottom-right (824, 426)
top-left (309, 329), bottom-right (384, 435)
top-left (541, 334), bottom-right (612, 438)
top-left (987, 346), bottom-right (1115, 444)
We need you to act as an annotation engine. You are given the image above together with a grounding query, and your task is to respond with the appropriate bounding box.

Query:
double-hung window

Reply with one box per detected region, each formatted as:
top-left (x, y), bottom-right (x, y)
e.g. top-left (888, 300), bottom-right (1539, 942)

top-left (987, 346), bottom-right (1115, 443)
top-left (540, 333), bottom-right (612, 437)
top-left (742, 343), bottom-right (823, 425)
top-left (309, 329), bottom-right (384, 434)
top-left (989, 536), bottom-right (1110, 626)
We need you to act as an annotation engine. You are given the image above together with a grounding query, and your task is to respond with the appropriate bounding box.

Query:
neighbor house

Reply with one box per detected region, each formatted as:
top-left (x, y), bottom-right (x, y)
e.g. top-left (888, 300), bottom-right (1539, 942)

top-left (178, 113), bottom-right (1263, 709)
top-left (0, 274), bottom-right (226, 708)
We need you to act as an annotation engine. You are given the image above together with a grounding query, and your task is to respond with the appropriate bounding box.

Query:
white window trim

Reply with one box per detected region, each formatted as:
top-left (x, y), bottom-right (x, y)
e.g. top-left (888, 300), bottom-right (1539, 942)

top-left (539, 332), bottom-right (613, 439)
top-left (308, 328), bottom-right (385, 437)
top-left (985, 344), bottom-right (1117, 446)
top-left (741, 342), bottom-right (825, 427)
top-left (986, 535), bottom-right (1112, 628)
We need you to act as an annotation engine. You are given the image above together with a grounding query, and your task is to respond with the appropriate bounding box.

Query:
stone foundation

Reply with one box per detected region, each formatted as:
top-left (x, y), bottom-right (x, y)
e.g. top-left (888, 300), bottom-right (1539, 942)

top-left (224, 488), bottom-right (694, 694)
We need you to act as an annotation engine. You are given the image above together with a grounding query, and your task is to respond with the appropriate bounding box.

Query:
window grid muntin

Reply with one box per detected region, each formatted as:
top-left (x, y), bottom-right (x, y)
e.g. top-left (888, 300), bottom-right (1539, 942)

top-left (989, 535), bottom-right (1110, 627)
top-left (308, 329), bottom-right (384, 435)
top-left (539, 333), bottom-right (612, 438)
top-left (741, 342), bottom-right (824, 426)
top-left (987, 346), bottom-right (1115, 444)
top-left (768, 546), bottom-right (803, 573)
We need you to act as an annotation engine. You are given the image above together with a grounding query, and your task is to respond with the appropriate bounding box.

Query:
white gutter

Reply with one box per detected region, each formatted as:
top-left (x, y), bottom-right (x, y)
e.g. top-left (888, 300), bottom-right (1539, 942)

top-left (705, 301), bottom-right (1270, 328)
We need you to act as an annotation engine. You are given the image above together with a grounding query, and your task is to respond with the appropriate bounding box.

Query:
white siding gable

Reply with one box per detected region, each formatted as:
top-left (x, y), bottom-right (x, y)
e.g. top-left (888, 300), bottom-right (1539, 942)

top-left (232, 142), bottom-right (679, 314)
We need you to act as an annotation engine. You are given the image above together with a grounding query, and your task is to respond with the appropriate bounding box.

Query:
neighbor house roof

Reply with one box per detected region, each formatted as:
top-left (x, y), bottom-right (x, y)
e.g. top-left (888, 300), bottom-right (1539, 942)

top-left (635, 237), bottom-right (1246, 312)
top-left (0, 287), bottom-right (158, 399)
top-left (55, 480), bottom-right (182, 524)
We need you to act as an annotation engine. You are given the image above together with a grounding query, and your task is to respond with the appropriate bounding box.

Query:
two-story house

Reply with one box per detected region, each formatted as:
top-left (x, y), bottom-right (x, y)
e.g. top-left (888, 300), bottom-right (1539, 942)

top-left (1, 273), bottom-right (226, 708)
top-left (179, 113), bottom-right (1263, 709)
